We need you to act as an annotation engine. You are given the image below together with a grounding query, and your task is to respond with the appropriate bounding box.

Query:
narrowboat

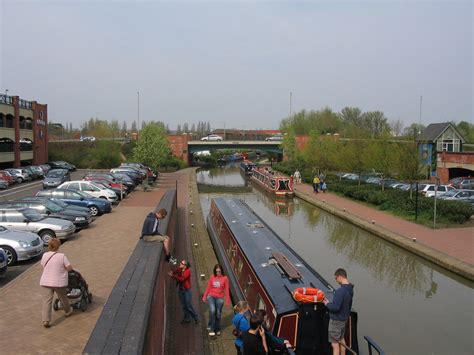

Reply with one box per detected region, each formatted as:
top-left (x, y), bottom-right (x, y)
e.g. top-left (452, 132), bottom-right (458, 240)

top-left (207, 198), bottom-right (360, 354)
top-left (250, 167), bottom-right (294, 197)
top-left (239, 160), bottom-right (256, 176)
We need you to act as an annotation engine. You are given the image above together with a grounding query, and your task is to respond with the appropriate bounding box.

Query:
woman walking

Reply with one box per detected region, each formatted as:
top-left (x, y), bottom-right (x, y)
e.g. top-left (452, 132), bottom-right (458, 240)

top-left (202, 264), bottom-right (230, 336)
top-left (40, 238), bottom-right (73, 328)
top-left (168, 259), bottom-right (199, 324)
top-left (232, 300), bottom-right (251, 355)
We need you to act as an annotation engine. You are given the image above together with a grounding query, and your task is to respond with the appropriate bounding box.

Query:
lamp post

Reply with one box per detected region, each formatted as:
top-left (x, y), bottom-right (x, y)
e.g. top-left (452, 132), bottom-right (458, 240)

top-left (137, 91), bottom-right (140, 140)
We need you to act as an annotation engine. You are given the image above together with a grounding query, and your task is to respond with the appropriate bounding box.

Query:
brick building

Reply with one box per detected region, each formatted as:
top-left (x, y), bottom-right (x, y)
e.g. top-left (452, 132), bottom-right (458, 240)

top-left (0, 94), bottom-right (48, 167)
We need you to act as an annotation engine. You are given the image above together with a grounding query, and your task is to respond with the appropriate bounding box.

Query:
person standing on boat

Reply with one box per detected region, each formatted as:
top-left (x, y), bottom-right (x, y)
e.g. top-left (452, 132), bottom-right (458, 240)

top-left (202, 264), bottom-right (231, 336)
top-left (232, 301), bottom-right (251, 355)
top-left (323, 268), bottom-right (354, 355)
top-left (168, 260), bottom-right (199, 325)
top-left (312, 175), bottom-right (320, 193)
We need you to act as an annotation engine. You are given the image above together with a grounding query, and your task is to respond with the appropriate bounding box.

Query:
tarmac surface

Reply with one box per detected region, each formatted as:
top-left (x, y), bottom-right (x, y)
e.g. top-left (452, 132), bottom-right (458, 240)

top-left (0, 168), bottom-right (472, 355)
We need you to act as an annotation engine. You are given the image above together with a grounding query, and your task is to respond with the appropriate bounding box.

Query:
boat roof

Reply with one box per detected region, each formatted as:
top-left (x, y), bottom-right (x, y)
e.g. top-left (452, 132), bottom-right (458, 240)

top-left (253, 167), bottom-right (289, 179)
top-left (213, 197), bottom-right (335, 315)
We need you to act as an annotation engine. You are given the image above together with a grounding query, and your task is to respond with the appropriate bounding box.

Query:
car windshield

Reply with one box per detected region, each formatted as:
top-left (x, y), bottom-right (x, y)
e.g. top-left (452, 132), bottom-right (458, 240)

top-left (47, 170), bottom-right (65, 178)
top-left (443, 190), bottom-right (458, 197)
top-left (50, 198), bottom-right (68, 207)
top-left (45, 201), bottom-right (63, 212)
top-left (22, 210), bottom-right (44, 222)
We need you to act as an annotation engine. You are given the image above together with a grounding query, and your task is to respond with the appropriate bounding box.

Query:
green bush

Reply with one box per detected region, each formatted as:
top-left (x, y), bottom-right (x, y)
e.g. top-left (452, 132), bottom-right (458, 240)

top-left (49, 141), bottom-right (121, 169)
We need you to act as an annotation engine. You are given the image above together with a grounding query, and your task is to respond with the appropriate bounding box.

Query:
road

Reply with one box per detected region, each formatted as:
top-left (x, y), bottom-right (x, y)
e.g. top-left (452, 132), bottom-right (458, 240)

top-left (0, 170), bottom-right (90, 287)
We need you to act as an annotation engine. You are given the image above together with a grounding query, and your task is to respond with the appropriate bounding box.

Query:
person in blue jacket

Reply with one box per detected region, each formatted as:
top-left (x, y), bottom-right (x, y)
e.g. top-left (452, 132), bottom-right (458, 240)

top-left (232, 300), bottom-right (251, 355)
top-left (323, 268), bottom-right (354, 355)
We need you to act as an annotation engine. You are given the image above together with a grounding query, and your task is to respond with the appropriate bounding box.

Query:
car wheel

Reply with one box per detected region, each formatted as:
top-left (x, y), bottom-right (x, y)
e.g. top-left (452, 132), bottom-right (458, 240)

top-left (89, 205), bottom-right (99, 216)
top-left (81, 296), bottom-right (87, 312)
top-left (16, 177), bottom-right (23, 184)
top-left (39, 230), bottom-right (56, 245)
top-left (1, 246), bottom-right (17, 266)
top-left (217, 139), bottom-right (222, 142)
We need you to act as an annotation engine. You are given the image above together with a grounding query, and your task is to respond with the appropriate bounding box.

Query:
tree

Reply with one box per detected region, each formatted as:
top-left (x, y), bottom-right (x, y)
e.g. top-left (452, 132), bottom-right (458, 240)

top-left (191, 123), bottom-right (196, 133)
top-left (390, 119), bottom-right (404, 137)
top-left (183, 123), bottom-right (189, 133)
top-left (176, 124), bottom-right (182, 134)
top-left (132, 123), bottom-right (172, 169)
top-left (456, 121), bottom-right (474, 143)
top-left (121, 121), bottom-right (128, 136)
top-left (338, 139), bottom-right (368, 185)
top-left (131, 120), bottom-right (137, 132)
top-left (366, 139), bottom-right (396, 191)
top-left (403, 123), bottom-right (425, 140)
top-left (282, 129), bottom-right (297, 162)
top-left (395, 142), bottom-right (423, 198)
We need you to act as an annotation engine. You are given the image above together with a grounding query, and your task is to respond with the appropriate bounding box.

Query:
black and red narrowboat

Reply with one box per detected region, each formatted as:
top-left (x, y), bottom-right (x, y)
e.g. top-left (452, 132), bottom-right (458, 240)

top-left (240, 160), bottom-right (256, 176)
top-left (250, 167), bottom-right (294, 197)
top-left (206, 197), bottom-right (360, 354)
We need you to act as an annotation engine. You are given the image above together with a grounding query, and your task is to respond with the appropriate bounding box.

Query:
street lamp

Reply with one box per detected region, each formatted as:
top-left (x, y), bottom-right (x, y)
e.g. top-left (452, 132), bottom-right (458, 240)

top-left (137, 91), bottom-right (140, 140)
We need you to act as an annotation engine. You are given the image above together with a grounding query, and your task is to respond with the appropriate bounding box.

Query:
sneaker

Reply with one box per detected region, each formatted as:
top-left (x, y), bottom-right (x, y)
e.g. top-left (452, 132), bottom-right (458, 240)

top-left (208, 331), bottom-right (216, 336)
top-left (43, 321), bottom-right (50, 328)
top-left (206, 327), bottom-right (212, 331)
top-left (64, 309), bottom-right (73, 317)
top-left (216, 331), bottom-right (221, 336)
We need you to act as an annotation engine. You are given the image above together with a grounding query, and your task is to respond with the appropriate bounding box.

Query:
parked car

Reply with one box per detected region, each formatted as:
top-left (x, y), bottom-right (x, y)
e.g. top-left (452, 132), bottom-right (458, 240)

top-left (47, 161), bottom-right (76, 171)
top-left (43, 169), bottom-right (71, 189)
top-left (438, 189), bottom-right (474, 201)
top-left (0, 226), bottom-right (43, 265)
top-left (110, 173), bottom-right (136, 189)
top-left (0, 200), bottom-right (92, 229)
top-left (0, 170), bottom-right (15, 185)
top-left (0, 180), bottom-right (8, 190)
top-left (85, 173), bottom-right (135, 190)
top-left (21, 166), bottom-right (40, 180)
top-left (424, 185), bottom-right (457, 198)
top-left (0, 248), bottom-right (7, 276)
top-left (27, 165), bottom-right (45, 178)
top-left (0, 208), bottom-right (75, 245)
top-left (35, 189), bottom-right (112, 216)
top-left (265, 134), bottom-right (284, 141)
top-left (452, 179), bottom-right (474, 190)
top-left (58, 181), bottom-right (118, 202)
top-left (201, 134), bottom-right (223, 141)
top-left (20, 196), bottom-right (92, 216)
top-left (80, 136), bottom-right (96, 142)
top-left (5, 168), bottom-right (31, 183)
top-left (39, 164), bottom-right (51, 174)
top-left (83, 175), bottom-right (129, 192)
top-left (84, 180), bottom-right (128, 200)
top-left (109, 168), bottom-right (143, 184)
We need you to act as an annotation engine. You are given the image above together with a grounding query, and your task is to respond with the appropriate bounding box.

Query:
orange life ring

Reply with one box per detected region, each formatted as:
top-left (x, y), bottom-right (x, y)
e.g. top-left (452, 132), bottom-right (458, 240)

top-left (292, 287), bottom-right (325, 303)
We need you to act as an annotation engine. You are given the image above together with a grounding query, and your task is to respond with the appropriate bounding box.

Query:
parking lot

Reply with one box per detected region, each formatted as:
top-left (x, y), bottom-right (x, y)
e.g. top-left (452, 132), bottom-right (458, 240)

top-left (0, 170), bottom-right (117, 288)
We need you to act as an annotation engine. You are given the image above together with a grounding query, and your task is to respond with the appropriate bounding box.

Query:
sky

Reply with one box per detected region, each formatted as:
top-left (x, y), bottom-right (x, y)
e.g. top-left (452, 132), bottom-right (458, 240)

top-left (0, 0), bottom-right (472, 131)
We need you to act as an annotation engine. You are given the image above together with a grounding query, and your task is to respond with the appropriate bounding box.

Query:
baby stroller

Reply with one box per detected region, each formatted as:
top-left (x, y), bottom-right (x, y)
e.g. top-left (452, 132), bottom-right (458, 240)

top-left (53, 270), bottom-right (93, 312)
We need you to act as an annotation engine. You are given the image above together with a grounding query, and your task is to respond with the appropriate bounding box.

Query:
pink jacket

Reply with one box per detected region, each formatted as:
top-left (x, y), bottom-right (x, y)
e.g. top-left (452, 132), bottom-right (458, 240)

top-left (202, 275), bottom-right (230, 305)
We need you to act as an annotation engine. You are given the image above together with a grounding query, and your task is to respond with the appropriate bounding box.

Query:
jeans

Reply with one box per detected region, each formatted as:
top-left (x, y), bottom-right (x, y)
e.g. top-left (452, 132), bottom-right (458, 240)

top-left (207, 295), bottom-right (224, 332)
top-left (178, 288), bottom-right (198, 321)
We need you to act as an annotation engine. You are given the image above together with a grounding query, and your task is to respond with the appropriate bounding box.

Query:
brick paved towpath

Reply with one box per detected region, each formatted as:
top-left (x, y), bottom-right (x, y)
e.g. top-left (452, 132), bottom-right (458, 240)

top-left (293, 181), bottom-right (474, 279)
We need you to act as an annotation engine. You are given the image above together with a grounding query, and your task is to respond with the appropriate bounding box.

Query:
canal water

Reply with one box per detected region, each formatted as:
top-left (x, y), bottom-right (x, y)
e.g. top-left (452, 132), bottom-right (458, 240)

top-left (197, 165), bottom-right (474, 355)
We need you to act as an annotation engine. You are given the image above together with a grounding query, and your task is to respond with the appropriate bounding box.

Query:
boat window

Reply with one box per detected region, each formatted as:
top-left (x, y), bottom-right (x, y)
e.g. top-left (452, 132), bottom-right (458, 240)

top-left (236, 258), bottom-right (243, 279)
top-left (227, 240), bottom-right (233, 258)
top-left (278, 180), bottom-right (290, 191)
top-left (270, 179), bottom-right (276, 188)
top-left (244, 275), bottom-right (253, 296)
top-left (256, 294), bottom-right (266, 312)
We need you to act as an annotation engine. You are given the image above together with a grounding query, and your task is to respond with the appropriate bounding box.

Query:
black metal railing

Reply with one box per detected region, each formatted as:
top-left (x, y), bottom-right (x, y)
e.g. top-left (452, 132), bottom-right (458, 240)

top-left (19, 99), bottom-right (33, 109)
top-left (364, 336), bottom-right (385, 355)
top-left (0, 95), bottom-right (13, 105)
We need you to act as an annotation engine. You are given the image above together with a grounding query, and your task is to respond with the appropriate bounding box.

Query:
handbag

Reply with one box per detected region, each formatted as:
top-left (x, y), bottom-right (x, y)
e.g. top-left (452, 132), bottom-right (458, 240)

top-left (232, 316), bottom-right (243, 338)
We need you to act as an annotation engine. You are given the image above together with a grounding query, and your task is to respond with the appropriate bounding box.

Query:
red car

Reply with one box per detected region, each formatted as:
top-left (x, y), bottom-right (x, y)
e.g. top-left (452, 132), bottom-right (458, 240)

top-left (0, 170), bottom-right (15, 185)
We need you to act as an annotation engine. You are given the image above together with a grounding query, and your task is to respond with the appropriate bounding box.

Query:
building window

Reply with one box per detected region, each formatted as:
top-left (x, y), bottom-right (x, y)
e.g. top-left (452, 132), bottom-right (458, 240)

top-left (5, 114), bottom-right (13, 128)
top-left (26, 117), bottom-right (33, 129)
top-left (0, 113), bottom-right (4, 127)
top-left (0, 137), bottom-right (14, 152)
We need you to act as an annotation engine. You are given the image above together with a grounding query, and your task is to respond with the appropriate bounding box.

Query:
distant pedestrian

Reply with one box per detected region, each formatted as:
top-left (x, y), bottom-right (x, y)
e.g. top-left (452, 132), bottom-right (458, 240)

top-left (140, 208), bottom-right (177, 264)
top-left (312, 175), bottom-right (320, 193)
top-left (319, 172), bottom-right (325, 191)
top-left (294, 170), bottom-right (301, 184)
top-left (40, 238), bottom-right (73, 328)
top-left (321, 181), bottom-right (327, 193)
top-left (232, 301), bottom-right (251, 355)
top-left (168, 259), bottom-right (199, 324)
top-left (323, 268), bottom-right (354, 355)
top-left (202, 264), bottom-right (231, 336)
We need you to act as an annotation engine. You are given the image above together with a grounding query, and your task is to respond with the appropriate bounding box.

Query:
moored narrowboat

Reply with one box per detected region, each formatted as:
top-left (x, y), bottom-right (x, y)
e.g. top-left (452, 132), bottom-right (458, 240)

top-left (206, 197), bottom-right (360, 354)
top-left (240, 160), bottom-right (256, 176)
top-left (250, 167), bottom-right (294, 197)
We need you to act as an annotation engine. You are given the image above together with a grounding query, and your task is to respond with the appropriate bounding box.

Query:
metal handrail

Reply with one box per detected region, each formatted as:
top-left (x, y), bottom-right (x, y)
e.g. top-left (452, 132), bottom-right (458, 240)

top-left (364, 336), bottom-right (384, 355)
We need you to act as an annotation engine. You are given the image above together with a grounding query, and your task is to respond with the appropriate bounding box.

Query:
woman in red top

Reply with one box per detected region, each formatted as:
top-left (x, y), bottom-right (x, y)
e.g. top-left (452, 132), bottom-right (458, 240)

top-left (168, 259), bottom-right (199, 324)
top-left (202, 264), bottom-right (230, 336)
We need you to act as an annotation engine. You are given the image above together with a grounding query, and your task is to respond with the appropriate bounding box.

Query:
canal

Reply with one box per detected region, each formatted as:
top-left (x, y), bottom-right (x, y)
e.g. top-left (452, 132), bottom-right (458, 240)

top-left (197, 165), bottom-right (474, 355)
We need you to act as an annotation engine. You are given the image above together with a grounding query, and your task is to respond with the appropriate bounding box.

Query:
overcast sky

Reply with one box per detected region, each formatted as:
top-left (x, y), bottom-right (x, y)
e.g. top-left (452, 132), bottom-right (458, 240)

top-left (1, 0), bottom-right (472, 130)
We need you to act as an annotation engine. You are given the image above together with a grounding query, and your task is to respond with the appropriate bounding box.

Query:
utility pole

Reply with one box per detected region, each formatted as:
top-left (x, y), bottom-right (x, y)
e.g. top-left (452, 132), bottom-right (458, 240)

top-left (137, 91), bottom-right (140, 140)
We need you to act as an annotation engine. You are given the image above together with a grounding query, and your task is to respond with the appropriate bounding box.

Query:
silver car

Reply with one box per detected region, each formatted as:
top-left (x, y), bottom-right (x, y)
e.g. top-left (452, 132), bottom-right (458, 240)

top-left (0, 226), bottom-right (43, 265)
top-left (0, 208), bottom-right (76, 245)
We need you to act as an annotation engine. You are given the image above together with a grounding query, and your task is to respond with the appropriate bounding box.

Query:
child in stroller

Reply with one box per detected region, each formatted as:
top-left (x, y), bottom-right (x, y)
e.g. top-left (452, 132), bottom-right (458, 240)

top-left (53, 270), bottom-right (92, 312)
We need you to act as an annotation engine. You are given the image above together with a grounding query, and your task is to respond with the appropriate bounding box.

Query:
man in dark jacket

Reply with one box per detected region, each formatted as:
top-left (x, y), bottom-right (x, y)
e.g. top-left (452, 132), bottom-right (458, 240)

top-left (323, 268), bottom-right (354, 355)
top-left (140, 208), bottom-right (177, 264)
